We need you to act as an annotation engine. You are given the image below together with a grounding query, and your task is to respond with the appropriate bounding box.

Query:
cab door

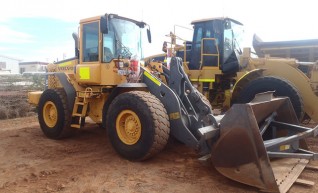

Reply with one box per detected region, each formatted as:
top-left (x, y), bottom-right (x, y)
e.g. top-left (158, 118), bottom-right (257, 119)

top-left (76, 21), bottom-right (101, 84)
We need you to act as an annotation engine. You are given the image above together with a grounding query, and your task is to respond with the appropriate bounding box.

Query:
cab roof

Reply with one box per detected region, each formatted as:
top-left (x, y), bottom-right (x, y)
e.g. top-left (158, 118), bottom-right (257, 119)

top-left (191, 17), bottom-right (243, 26)
top-left (79, 14), bottom-right (147, 28)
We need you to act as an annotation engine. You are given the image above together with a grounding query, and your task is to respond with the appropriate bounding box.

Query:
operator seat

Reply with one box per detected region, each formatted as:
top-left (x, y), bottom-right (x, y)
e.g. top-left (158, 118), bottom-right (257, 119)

top-left (103, 47), bottom-right (114, 62)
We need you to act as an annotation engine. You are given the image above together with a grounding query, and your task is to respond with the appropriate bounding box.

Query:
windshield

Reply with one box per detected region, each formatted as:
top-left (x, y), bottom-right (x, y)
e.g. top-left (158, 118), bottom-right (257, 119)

top-left (102, 18), bottom-right (145, 62)
top-left (223, 20), bottom-right (244, 63)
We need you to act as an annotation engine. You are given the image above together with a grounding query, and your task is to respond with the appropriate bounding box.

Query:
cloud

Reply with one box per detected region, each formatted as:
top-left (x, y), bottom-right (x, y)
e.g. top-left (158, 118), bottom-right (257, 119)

top-left (0, 47), bottom-right (14, 52)
top-left (0, 25), bottom-right (34, 44)
top-left (1, 0), bottom-right (318, 62)
top-left (1, 0), bottom-right (129, 22)
top-left (19, 40), bottom-right (75, 62)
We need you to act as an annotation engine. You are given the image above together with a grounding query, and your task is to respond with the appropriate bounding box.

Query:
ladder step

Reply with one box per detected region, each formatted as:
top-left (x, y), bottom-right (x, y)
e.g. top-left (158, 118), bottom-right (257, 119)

top-left (73, 113), bottom-right (84, 117)
top-left (76, 102), bottom-right (85, 105)
top-left (71, 124), bottom-right (81, 129)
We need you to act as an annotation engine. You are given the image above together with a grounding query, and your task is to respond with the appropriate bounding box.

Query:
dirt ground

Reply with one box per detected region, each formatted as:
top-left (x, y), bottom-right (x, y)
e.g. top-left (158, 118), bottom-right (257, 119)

top-left (0, 117), bottom-right (318, 193)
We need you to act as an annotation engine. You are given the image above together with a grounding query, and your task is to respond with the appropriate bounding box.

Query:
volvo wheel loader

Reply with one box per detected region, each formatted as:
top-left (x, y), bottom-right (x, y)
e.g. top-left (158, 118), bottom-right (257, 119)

top-left (28, 14), bottom-right (318, 193)
top-left (146, 17), bottom-right (318, 123)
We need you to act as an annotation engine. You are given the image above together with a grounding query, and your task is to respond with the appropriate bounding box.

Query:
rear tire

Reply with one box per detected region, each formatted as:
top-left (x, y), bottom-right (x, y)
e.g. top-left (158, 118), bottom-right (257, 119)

top-left (235, 76), bottom-right (304, 121)
top-left (38, 89), bottom-right (72, 139)
top-left (106, 91), bottom-right (170, 161)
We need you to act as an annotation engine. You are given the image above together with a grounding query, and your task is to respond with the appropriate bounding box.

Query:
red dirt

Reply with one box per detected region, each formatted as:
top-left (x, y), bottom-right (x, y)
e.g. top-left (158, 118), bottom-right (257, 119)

top-left (0, 117), bottom-right (318, 193)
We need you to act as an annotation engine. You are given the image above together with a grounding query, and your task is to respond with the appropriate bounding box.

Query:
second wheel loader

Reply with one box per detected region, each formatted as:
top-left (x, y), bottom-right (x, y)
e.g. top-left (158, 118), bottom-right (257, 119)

top-left (28, 13), bottom-right (318, 193)
top-left (146, 17), bottom-right (318, 123)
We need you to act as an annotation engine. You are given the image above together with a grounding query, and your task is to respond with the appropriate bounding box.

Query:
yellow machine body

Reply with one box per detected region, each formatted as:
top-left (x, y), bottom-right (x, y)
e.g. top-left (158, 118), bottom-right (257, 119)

top-left (145, 17), bottom-right (318, 122)
top-left (29, 15), bottom-right (146, 125)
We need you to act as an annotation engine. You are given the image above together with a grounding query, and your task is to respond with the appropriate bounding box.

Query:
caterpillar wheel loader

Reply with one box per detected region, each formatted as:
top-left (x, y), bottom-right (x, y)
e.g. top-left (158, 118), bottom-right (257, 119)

top-left (28, 14), bottom-right (318, 193)
top-left (146, 17), bottom-right (318, 123)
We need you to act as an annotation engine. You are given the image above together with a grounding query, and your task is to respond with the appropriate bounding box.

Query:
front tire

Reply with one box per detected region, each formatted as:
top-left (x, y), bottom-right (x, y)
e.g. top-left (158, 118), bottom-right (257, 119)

top-left (38, 89), bottom-right (72, 139)
top-left (235, 76), bottom-right (304, 121)
top-left (106, 91), bottom-right (170, 161)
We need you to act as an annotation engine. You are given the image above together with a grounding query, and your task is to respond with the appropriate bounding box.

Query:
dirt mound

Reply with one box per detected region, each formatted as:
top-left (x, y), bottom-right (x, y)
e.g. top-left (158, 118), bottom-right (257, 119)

top-left (0, 74), bottom-right (44, 120)
top-left (0, 91), bottom-right (36, 120)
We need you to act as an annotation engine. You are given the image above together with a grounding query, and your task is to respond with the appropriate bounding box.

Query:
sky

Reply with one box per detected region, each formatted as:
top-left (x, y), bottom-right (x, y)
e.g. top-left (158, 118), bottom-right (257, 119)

top-left (1, 0), bottom-right (318, 62)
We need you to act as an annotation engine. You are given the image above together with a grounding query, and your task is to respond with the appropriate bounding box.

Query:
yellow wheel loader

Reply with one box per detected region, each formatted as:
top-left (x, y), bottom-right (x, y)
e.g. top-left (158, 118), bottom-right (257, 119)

top-left (146, 17), bottom-right (318, 123)
top-left (28, 14), bottom-right (318, 193)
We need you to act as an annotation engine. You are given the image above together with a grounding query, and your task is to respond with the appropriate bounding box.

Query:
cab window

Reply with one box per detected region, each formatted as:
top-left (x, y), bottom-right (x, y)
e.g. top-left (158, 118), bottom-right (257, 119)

top-left (82, 22), bottom-right (99, 62)
top-left (103, 31), bottom-right (115, 62)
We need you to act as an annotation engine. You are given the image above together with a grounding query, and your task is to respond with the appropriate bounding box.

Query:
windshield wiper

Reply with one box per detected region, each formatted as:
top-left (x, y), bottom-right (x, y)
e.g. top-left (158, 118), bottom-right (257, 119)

top-left (234, 38), bottom-right (242, 55)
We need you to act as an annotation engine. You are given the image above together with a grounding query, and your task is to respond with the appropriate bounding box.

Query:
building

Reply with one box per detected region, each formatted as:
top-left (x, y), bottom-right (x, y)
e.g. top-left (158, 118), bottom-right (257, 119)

top-left (0, 55), bottom-right (22, 74)
top-left (19, 61), bottom-right (49, 74)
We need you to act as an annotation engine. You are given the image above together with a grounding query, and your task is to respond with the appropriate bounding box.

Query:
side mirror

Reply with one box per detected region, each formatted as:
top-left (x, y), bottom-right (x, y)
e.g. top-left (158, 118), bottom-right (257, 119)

top-left (147, 28), bottom-right (152, 43)
top-left (100, 15), bottom-right (108, 34)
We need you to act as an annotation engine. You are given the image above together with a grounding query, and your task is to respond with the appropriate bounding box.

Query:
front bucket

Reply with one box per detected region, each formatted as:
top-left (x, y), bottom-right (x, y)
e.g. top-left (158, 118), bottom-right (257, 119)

top-left (211, 93), bottom-right (308, 193)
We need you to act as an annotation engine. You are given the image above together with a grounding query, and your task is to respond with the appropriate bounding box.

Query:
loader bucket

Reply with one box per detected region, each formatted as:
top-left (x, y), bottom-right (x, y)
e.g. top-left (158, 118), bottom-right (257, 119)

top-left (211, 92), bottom-right (311, 193)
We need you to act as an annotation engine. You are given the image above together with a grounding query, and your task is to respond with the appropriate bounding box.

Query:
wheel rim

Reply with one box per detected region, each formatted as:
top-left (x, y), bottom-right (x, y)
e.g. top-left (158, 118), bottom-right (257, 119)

top-left (116, 110), bottom-right (142, 145)
top-left (43, 101), bottom-right (58, 128)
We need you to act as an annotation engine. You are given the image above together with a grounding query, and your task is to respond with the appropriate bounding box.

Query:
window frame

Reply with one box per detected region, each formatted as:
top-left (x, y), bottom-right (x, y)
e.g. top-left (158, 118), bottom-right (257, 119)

top-left (81, 21), bottom-right (100, 63)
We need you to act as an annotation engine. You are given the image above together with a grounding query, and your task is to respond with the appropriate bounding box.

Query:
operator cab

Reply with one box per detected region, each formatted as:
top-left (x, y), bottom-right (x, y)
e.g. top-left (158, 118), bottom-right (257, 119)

top-left (74, 14), bottom-right (151, 85)
top-left (80, 14), bottom-right (151, 63)
top-left (187, 17), bottom-right (244, 74)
